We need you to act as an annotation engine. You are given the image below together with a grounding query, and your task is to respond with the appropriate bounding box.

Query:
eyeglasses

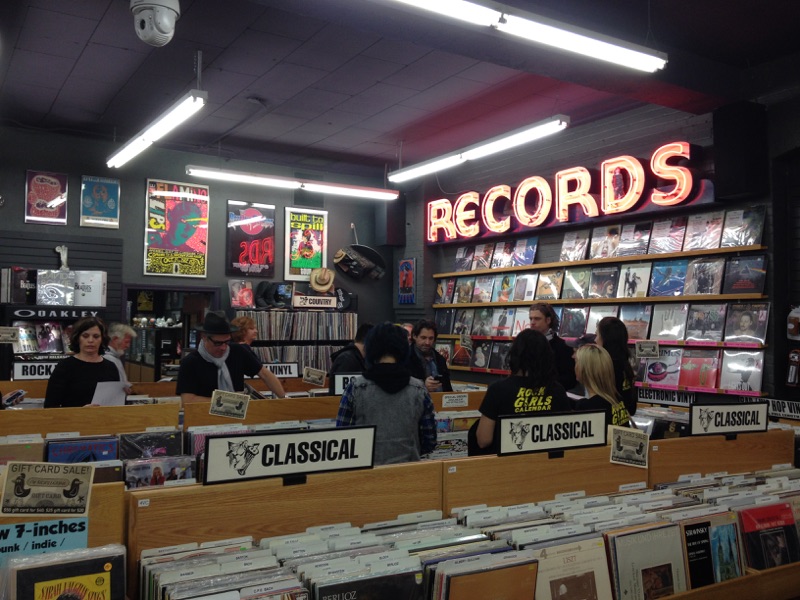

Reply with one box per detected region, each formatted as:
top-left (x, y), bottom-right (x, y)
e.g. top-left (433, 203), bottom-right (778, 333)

top-left (206, 337), bottom-right (231, 347)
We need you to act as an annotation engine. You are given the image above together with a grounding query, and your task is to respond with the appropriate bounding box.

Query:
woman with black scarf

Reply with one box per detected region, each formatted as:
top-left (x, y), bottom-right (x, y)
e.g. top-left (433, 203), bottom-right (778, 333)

top-left (335, 322), bottom-right (437, 465)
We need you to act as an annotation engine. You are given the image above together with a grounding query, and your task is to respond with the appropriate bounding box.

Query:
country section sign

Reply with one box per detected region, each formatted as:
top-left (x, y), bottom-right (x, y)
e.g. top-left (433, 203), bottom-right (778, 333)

top-left (144, 179), bottom-right (209, 277)
top-left (226, 201), bottom-right (276, 277)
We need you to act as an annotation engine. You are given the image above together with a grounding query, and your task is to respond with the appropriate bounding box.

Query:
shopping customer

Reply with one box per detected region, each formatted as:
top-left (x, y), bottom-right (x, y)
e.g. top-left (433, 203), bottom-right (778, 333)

top-left (595, 316), bottom-right (637, 415)
top-left (528, 302), bottom-right (577, 390)
top-left (573, 344), bottom-right (632, 427)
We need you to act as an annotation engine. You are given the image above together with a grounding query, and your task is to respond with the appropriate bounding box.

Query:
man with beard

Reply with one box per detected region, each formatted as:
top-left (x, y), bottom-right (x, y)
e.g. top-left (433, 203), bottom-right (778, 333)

top-left (407, 319), bottom-right (453, 393)
top-left (529, 302), bottom-right (577, 391)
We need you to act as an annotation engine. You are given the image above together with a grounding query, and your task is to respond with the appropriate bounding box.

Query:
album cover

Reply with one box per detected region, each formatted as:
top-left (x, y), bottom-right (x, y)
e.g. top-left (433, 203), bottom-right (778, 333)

top-left (453, 246), bottom-right (475, 272)
top-left (609, 523), bottom-right (688, 600)
top-left (535, 269), bottom-right (564, 300)
top-left (488, 342), bottom-right (512, 372)
top-left (738, 502), bottom-right (800, 570)
top-left (472, 243), bottom-right (495, 270)
top-left (452, 309), bottom-right (476, 336)
top-left (719, 350), bottom-right (764, 393)
top-left (35, 322), bottom-right (63, 353)
top-left (684, 258), bottom-right (725, 295)
top-left (648, 216), bottom-right (687, 254)
top-left (721, 255), bottom-right (767, 295)
top-left (720, 205), bottom-right (766, 248)
top-left (471, 275), bottom-right (495, 303)
top-left (650, 303), bottom-right (689, 340)
top-left (0, 436), bottom-right (45, 465)
top-left (649, 259), bottom-right (689, 296)
top-left (36, 269), bottom-right (76, 306)
top-left (619, 304), bottom-right (652, 341)
top-left (12, 321), bottom-right (39, 354)
top-left (118, 430), bottom-right (183, 460)
top-left (588, 265), bottom-right (620, 298)
top-left (435, 278), bottom-right (456, 304)
top-left (513, 308), bottom-right (531, 336)
top-left (491, 273), bottom-right (515, 303)
top-left (93, 459), bottom-right (125, 484)
top-left (227, 279), bottom-right (254, 309)
top-left (46, 435), bottom-right (118, 463)
top-left (559, 306), bottom-right (589, 339)
top-left (314, 569), bottom-right (423, 600)
top-left (443, 559), bottom-right (539, 600)
top-left (511, 237), bottom-right (539, 266)
top-left (491, 308), bottom-right (515, 337)
top-left (533, 537), bottom-right (613, 600)
top-left (124, 455), bottom-right (196, 489)
top-left (723, 302), bottom-right (770, 345)
top-left (470, 341), bottom-right (493, 369)
top-left (451, 340), bottom-right (473, 367)
top-left (452, 276), bottom-right (476, 304)
top-left (685, 303), bottom-right (727, 342)
top-left (616, 222), bottom-right (652, 257)
top-left (586, 305), bottom-right (619, 337)
top-left (470, 308), bottom-right (494, 337)
top-left (10, 267), bottom-right (38, 304)
top-left (435, 308), bottom-right (455, 336)
top-left (679, 349), bottom-right (721, 390)
top-left (491, 241), bottom-right (515, 269)
top-left (560, 230), bottom-right (591, 262)
top-left (617, 263), bottom-right (651, 298)
top-left (9, 545), bottom-right (127, 600)
top-left (561, 267), bottom-right (592, 300)
top-left (435, 341), bottom-right (454, 366)
top-left (512, 273), bottom-right (538, 302)
top-left (680, 511), bottom-right (744, 588)
top-left (639, 348), bottom-right (683, 387)
top-left (683, 210), bottom-right (725, 251)
top-left (589, 224), bottom-right (621, 259)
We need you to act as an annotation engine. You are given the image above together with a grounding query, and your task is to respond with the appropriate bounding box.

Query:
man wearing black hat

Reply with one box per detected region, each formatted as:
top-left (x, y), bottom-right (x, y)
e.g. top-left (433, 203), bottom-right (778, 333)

top-left (177, 311), bottom-right (285, 403)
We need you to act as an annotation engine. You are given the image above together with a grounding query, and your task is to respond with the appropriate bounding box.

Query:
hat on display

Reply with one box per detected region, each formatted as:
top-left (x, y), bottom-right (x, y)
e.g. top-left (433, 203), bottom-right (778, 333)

top-left (195, 311), bottom-right (238, 334)
top-left (309, 267), bottom-right (336, 293)
top-left (566, 333), bottom-right (597, 348)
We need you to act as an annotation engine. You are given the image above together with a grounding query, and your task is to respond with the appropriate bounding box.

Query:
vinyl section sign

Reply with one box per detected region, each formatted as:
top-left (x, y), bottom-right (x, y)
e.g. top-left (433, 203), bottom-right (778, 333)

top-left (498, 411), bottom-right (607, 455)
top-left (690, 402), bottom-right (769, 436)
top-left (203, 427), bottom-right (375, 484)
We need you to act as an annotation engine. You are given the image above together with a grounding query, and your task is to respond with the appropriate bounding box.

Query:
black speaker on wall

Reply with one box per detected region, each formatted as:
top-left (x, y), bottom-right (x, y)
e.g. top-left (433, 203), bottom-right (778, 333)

top-left (712, 101), bottom-right (769, 200)
top-left (374, 192), bottom-right (406, 246)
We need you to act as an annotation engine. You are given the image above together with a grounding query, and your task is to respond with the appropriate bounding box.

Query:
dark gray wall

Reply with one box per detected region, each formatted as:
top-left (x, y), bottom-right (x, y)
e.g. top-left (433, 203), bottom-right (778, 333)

top-left (0, 126), bottom-right (395, 326)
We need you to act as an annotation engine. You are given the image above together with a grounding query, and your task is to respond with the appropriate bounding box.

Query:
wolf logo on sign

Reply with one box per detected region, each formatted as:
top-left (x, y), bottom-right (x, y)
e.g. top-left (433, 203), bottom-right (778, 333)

top-left (509, 421), bottom-right (531, 449)
top-left (227, 440), bottom-right (260, 475)
top-left (698, 408), bottom-right (715, 432)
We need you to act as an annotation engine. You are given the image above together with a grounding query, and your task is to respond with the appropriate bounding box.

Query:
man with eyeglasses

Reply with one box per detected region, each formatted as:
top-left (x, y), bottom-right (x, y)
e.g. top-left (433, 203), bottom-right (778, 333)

top-left (177, 311), bottom-right (285, 403)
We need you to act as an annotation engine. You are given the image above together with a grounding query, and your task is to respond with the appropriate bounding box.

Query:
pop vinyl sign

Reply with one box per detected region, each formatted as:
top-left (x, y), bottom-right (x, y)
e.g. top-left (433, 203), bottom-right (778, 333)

top-left (427, 141), bottom-right (696, 243)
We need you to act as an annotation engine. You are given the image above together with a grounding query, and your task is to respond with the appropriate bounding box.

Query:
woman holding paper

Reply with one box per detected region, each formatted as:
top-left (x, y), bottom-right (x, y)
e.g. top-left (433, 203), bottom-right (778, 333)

top-left (44, 317), bottom-right (121, 408)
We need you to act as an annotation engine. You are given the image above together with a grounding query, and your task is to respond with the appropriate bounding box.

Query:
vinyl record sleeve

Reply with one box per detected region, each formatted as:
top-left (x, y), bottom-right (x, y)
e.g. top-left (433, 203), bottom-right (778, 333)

top-left (683, 211), bottom-right (725, 251)
top-left (471, 243), bottom-right (495, 271)
top-left (533, 536), bottom-right (613, 600)
top-left (452, 309), bottom-right (475, 336)
top-left (588, 266), bottom-right (620, 299)
top-left (491, 241), bottom-right (516, 269)
top-left (511, 237), bottom-right (538, 266)
top-left (684, 258), bottom-right (725, 295)
top-left (434, 278), bottom-right (456, 305)
top-left (738, 502), bottom-right (800, 570)
top-left (561, 267), bottom-right (592, 300)
top-left (452, 277), bottom-right (475, 304)
top-left (471, 275), bottom-right (495, 303)
top-left (650, 304), bottom-right (689, 341)
top-left (589, 225), bottom-right (621, 259)
top-left (684, 303), bottom-right (727, 343)
top-left (649, 259), bottom-right (688, 297)
top-left (313, 568), bottom-right (423, 600)
top-left (470, 309), bottom-right (493, 337)
top-left (470, 342), bottom-right (492, 369)
top-left (434, 341), bottom-right (454, 366)
top-left (619, 304), bottom-right (652, 341)
top-left (721, 255), bottom-right (767, 295)
top-left (118, 430), bottom-right (183, 460)
top-left (452, 247), bottom-right (475, 272)
top-left (586, 306), bottom-right (619, 338)
top-left (46, 436), bottom-right (118, 463)
top-left (617, 264), bottom-right (651, 298)
top-left (535, 269), bottom-right (564, 300)
top-left (10, 545), bottom-right (126, 600)
top-left (720, 205), bottom-right (766, 247)
top-left (559, 307), bottom-right (589, 339)
top-left (723, 302), bottom-right (770, 345)
top-left (678, 349), bottom-right (721, 390)
top-left (488, 342), bottom-right (512, 372)
top-left (560, 230), bottom-right (591, 262)
top-left (616, 222), bottom-right (652, 257)
top-left (648, 216), bottom-right (687, 254)
top-left (444, 559), bottom-right (538, 600)
top-left (680, 511), bottom-right (744, 588)
top-left (491, 308), bottom-right (515, 337)
top-left (719, 350), bottom-right (764, 393)
top-left (639, 348), bottom-right (683, 387)
top-left (491, 273), bottom-right (515, 303)
top-left (435, 309), bottom-right (455, 336)
top-left (512, 273), bottom-right (538, 302)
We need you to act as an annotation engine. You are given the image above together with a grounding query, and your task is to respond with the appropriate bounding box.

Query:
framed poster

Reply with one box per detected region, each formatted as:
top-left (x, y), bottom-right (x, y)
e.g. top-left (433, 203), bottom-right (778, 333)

top-left (285, 207), bottom-right (327, 281)
top-left (398, 257), bottom-right (415, 304)
top-left (226, 200), bottom-right (275, 277)
top-left (80, 175), bottom-right (120, 228)
top-left (25, 170), bottom-right (68, 225)
top-left (143, 179), bottom-right (209, 278)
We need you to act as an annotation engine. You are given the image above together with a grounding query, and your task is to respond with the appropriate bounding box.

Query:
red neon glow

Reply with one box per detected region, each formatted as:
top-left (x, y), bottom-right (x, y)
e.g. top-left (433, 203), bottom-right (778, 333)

top-left (454, 192), bottom-right (481, 237)
top-left (427, 198), bottom-right (456, 242)
top-left (555, 166), bottom-right (598, 222)
top-left (481, 185), bottom-right (512, 233)
top-left (651, 141), bottom-right (693, 206)
top-left (513, 176), bottom-right (551, 228)
top-left (601, 155), bottom-right (645, 214)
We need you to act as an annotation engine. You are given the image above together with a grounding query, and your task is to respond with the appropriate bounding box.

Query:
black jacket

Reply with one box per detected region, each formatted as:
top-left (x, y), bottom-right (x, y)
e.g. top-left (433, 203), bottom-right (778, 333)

top-left (328, 344), bottom-right (366, 394)
top-left (550, 334), bottom-right (577, 391)
top-left (407, 347), bottom-right (453, 392)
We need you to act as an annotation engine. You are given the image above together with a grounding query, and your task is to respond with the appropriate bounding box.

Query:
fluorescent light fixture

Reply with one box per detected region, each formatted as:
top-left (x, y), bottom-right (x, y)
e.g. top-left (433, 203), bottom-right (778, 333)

top-left (186, 165), bottom-right (399, 201)
top-left (107, 89), bottom-right (207, 168)
top-left (496, 14), bottom-right (667, 73)
top-left (388, 115), bottom-right (569, 183)
top-left (384, 0), bottom-right (667, 73)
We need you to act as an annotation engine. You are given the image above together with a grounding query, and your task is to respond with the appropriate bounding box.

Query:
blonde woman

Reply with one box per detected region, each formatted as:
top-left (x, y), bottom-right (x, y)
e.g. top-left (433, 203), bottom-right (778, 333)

top-left (573, 344), bottom-right (631, 427)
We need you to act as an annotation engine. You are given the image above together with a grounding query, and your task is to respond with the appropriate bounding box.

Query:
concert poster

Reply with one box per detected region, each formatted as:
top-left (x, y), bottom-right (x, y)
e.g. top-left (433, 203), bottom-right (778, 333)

top-left (226, 200), bottom-right (276, 277)
top-left (285, 207), bottom-right (327, 281)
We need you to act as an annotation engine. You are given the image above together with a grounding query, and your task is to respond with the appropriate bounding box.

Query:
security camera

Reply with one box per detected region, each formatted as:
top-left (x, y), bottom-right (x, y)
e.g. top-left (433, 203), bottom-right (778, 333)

top-left (130, 0), bottom-right (180, 47)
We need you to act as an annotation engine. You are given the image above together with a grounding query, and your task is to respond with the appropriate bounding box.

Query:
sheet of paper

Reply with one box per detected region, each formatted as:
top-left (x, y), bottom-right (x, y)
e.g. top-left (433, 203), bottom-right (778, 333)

top-left (91, 381), bottom-right (128, 406)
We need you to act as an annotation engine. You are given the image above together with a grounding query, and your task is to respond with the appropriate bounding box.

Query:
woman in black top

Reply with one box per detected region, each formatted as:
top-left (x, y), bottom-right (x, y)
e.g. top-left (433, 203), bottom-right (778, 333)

top-left (44, 317), bottom-right (120, 408)
top-left (596, 316), bottom-right (637, 415)
top-left (573, 344), bottom-right (631, 427)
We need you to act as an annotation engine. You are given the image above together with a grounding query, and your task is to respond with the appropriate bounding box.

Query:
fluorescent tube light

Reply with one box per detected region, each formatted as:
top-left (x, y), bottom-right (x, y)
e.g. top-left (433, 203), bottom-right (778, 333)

top-left (388, 115), bottom-right (569, 184)
top-left (107, 89), bottom-right (207, 168)
top-left (384, 0), bottom-right (667, 72)
top-left (496, 14), bottom-right (667, 73)
top-left (186, 165), bottom-right (399, 201)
